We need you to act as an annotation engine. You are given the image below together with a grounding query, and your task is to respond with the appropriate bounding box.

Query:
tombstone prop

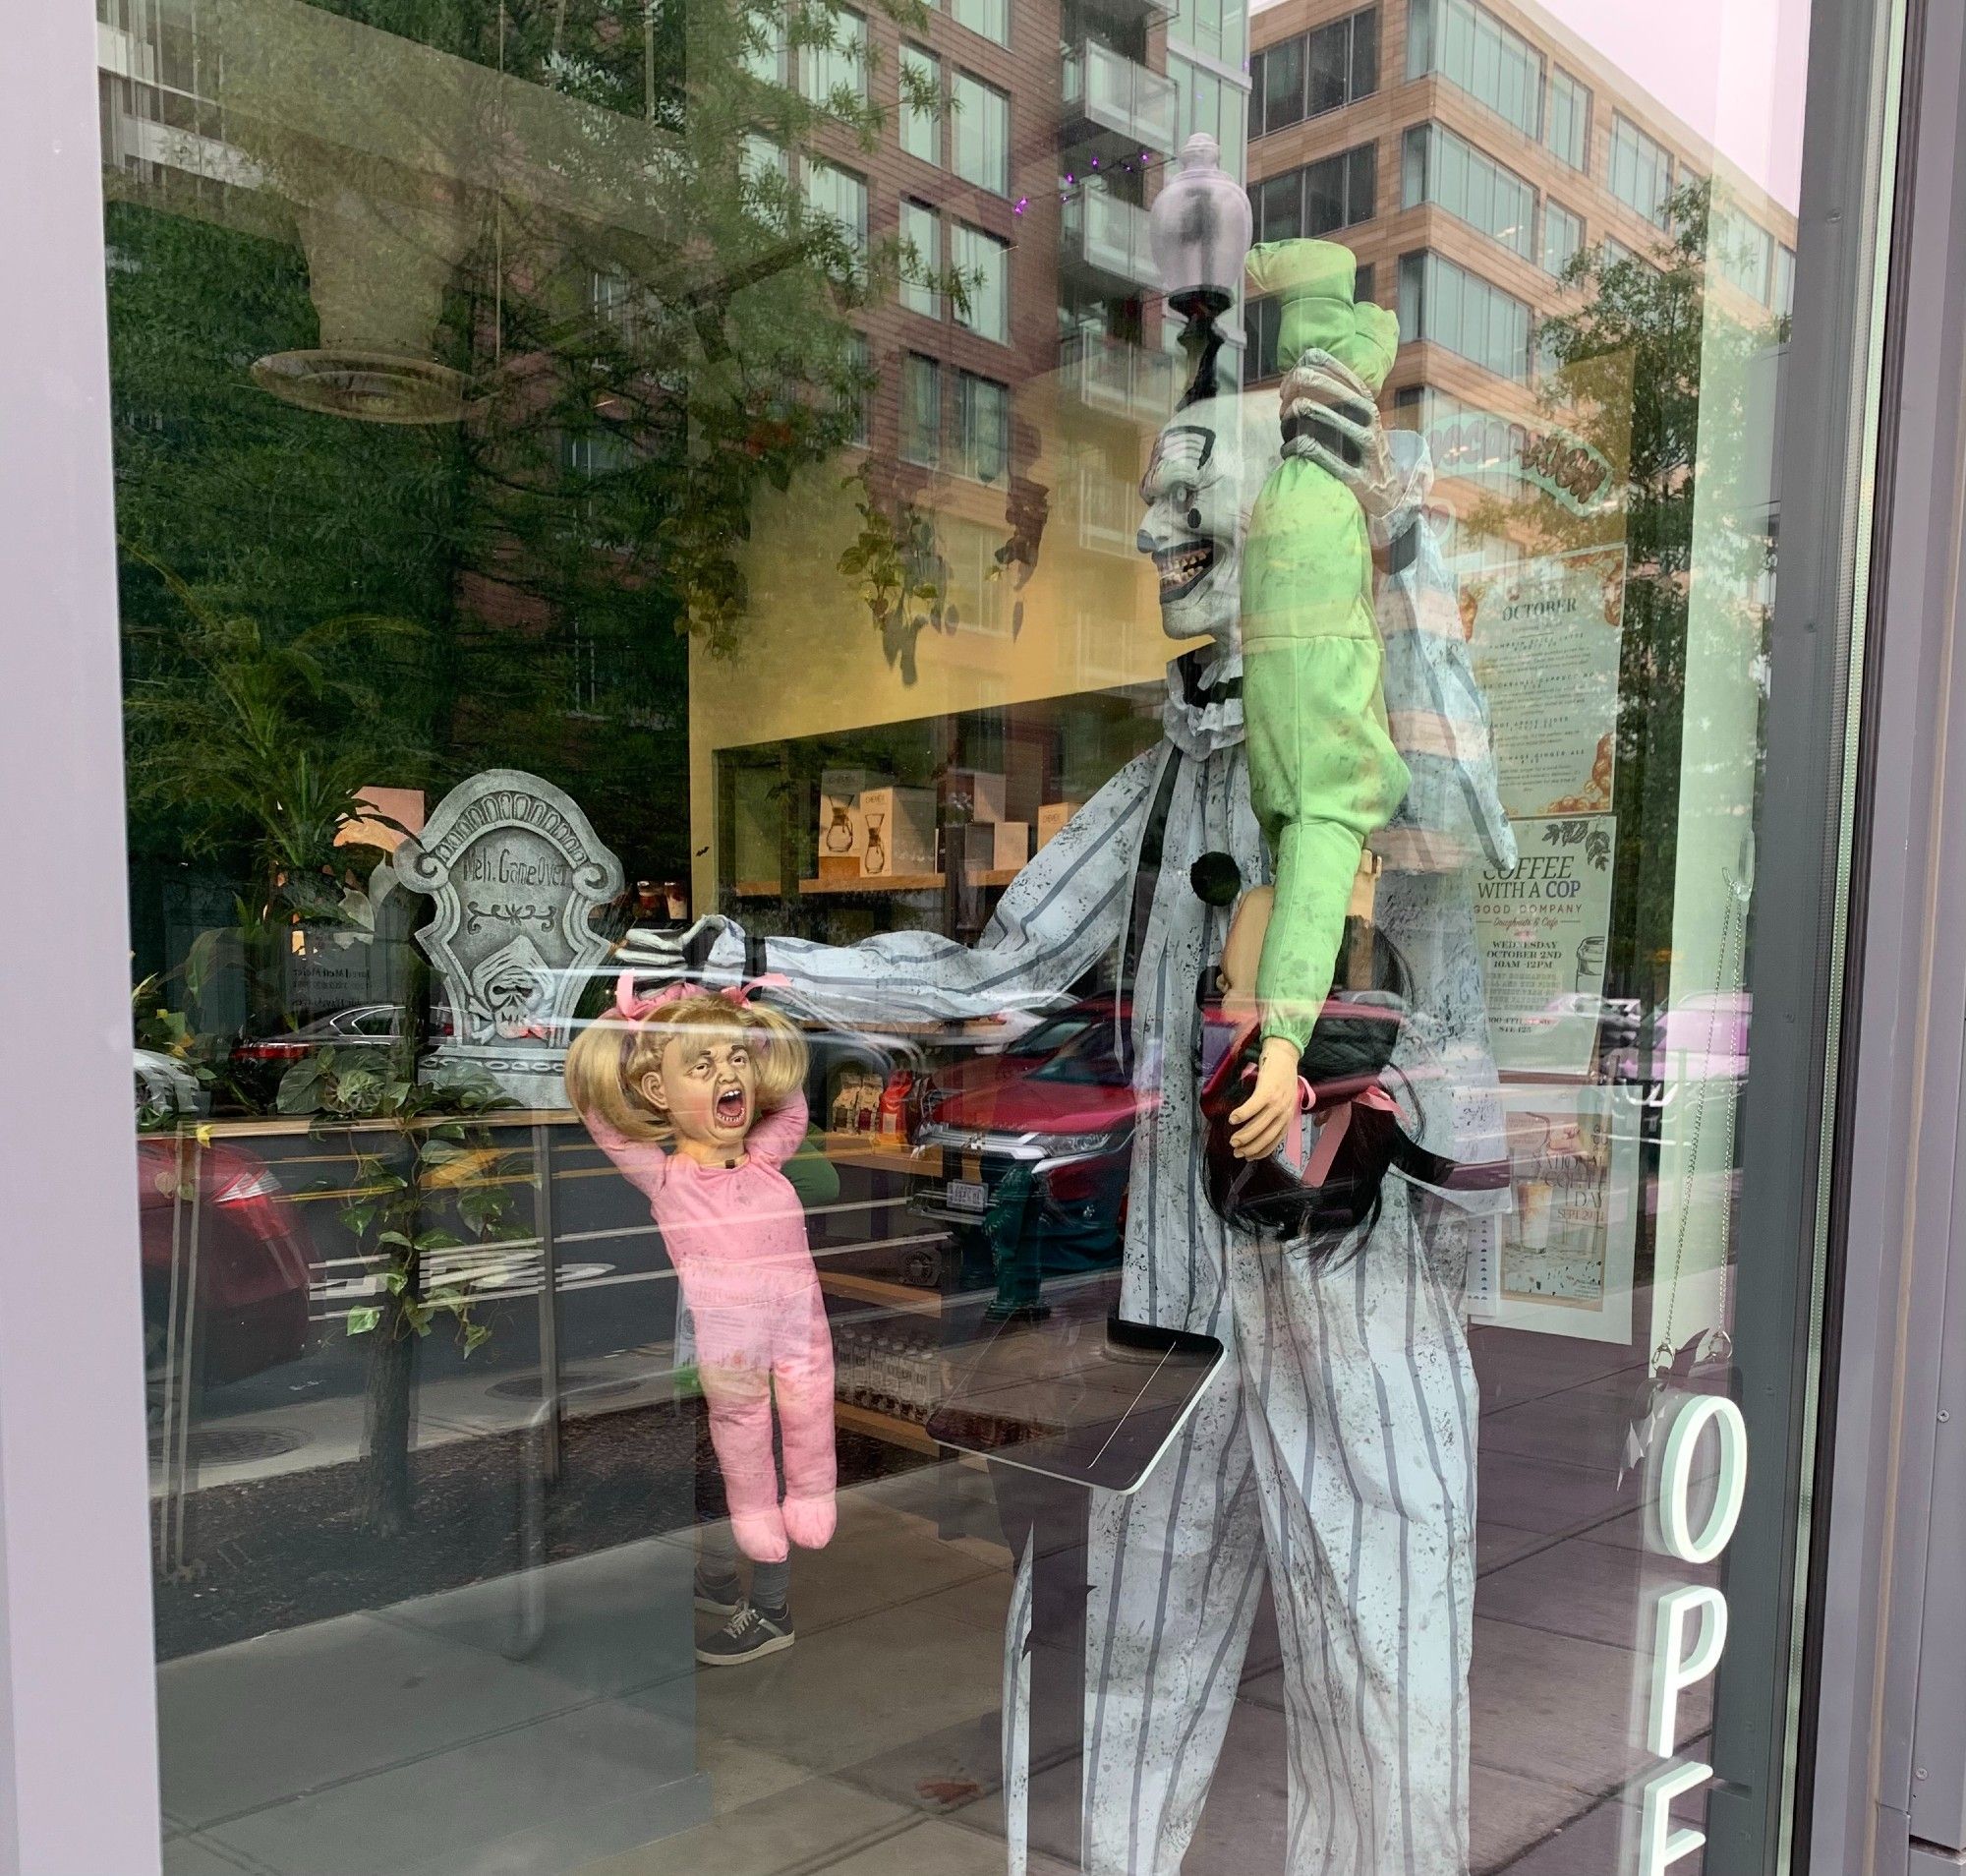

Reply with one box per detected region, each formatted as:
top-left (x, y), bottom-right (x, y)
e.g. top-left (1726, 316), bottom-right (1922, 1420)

top-left (393, 769), bottom-right (623, 1107)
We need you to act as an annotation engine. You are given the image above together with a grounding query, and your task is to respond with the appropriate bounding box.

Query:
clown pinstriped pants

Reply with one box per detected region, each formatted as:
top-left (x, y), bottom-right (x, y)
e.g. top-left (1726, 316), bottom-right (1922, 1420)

top-left (1005, 1187), bottom-right (1476, 1876)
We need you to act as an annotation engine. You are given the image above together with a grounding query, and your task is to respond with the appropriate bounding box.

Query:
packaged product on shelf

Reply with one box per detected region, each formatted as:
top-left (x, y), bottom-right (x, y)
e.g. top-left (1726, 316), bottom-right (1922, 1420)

top-left (963, 821), bottom-right (1030, 874)
top-left (942, 768), bottom-right (1008, 824)
top-left (830, 1066), bottom-right (883, 1133)
top-left (818, 767), bottom-right (871, 875)
top-left (857, 786), bottom-right (937, 877)
top-left (1036, 800), bottom-right (1085, 849)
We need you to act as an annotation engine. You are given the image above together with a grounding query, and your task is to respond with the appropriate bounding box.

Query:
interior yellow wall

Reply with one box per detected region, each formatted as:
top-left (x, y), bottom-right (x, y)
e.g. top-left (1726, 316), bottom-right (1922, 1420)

top-left (688, 379), bottom-right (1218, 901)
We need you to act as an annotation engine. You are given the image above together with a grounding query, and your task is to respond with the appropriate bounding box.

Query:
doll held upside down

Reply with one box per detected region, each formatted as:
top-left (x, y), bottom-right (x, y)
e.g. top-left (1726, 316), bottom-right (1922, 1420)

top-left (1230, 238), bottom-right (1413, 1159)
top-left (564, 978), bottom-right (837, 1561)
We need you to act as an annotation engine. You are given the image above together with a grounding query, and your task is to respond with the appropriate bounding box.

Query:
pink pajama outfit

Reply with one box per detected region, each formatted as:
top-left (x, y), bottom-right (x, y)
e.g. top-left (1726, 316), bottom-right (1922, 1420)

top-left (587, 1094), bottom-right (837, 1562)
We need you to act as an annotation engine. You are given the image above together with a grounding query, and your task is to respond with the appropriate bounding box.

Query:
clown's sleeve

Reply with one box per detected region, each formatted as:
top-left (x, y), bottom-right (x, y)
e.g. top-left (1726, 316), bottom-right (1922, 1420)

top-left (1241, 237), bottom-right (1411, 1055)
top-left (672, 748), bottom-right (1160, 1029)
top-left (1239, 411), bottom-right (1410, 1056)
top-left (1242, 633), bottom-right (1410, 1053)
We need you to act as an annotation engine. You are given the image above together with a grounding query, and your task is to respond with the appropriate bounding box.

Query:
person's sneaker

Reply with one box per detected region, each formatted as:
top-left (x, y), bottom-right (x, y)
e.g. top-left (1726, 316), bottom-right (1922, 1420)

top-left (695, 1602), bottom-right (794, 1667)
top-left (693, 1571), bottom-right (743, 1616)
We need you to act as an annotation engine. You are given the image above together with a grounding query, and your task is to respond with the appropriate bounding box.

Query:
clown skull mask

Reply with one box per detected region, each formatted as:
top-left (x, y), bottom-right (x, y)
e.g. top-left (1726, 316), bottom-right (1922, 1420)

top-left (1137, 392), bottom-right (1269, 648)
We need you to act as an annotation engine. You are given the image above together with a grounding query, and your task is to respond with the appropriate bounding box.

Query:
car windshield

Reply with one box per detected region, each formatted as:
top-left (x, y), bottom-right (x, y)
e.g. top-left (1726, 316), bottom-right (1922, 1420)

top-left (1030, 1015), bottom-right (1132, 1085)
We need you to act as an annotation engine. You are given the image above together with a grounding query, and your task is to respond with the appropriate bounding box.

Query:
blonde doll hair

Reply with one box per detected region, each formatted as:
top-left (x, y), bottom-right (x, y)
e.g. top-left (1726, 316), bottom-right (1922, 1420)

top-left (563, 992), bottom-right (810, 1143)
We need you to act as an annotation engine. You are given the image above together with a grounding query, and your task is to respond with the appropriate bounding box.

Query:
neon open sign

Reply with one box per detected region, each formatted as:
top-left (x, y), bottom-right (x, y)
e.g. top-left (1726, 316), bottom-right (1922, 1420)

top-left (1641, 1393), bottom-right (1751, 1873)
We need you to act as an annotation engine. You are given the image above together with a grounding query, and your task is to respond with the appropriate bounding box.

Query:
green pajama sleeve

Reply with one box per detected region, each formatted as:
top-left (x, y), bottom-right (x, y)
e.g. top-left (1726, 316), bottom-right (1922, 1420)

top-left (1242, 627), bottom-right (1410, 1053)
top-left (1239, 237), bottom-right (1410, 1055)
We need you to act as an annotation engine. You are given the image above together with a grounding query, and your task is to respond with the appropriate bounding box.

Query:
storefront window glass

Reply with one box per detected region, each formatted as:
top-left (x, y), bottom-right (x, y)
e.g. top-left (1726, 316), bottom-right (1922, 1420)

top-left (91, 0), bottom-right (1898, 1869)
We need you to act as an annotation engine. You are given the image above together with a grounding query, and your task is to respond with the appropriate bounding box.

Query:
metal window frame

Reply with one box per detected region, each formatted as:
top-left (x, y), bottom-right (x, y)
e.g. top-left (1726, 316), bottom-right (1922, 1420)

top-left (0, 3), bottom-right (165, 1872)
top-left (1802, 0), bottom-right (1966, 1868)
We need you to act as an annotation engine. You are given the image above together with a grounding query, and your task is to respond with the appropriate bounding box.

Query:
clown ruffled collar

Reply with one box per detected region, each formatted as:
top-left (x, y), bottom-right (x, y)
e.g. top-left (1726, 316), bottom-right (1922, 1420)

top-left (1162, 645), bottom-right (1245, 759)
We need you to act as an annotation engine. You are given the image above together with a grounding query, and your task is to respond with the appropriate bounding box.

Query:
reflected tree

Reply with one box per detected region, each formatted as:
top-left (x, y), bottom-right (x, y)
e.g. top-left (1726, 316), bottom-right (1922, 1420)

top-left (1464, 179), bottom-right (1786, 1009)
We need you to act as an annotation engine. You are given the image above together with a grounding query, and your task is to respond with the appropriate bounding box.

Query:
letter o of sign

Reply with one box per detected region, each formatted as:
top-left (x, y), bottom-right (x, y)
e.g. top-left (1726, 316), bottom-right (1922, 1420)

top-left (1659, 1395), bottom-right (1749, 1565)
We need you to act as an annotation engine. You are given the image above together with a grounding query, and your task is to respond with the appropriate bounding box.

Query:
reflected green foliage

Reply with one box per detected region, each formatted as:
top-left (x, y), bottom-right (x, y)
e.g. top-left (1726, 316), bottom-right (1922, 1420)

top-left (1471, 180), bottom-right (1785, 1008)
top-left (283, 1046), bottom-right (520, 1532)
top-left (113, 0), bottom-right (954, 1054)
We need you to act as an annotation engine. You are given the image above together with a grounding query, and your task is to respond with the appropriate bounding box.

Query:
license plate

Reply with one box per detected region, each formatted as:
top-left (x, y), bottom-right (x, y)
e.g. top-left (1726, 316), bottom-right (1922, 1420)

top-left (946, 1179), bottom-right (989, 1212)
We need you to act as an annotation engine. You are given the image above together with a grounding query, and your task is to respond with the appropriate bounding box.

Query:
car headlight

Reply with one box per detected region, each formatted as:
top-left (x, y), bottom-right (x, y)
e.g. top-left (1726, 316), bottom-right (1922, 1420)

top-left (1038, 1132), bottom-right (1124, 1159)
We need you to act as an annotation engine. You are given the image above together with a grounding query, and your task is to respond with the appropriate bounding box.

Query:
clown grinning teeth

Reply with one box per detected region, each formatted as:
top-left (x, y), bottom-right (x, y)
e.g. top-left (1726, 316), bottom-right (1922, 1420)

top-left (1151, 542), bottom-right (1216, 597)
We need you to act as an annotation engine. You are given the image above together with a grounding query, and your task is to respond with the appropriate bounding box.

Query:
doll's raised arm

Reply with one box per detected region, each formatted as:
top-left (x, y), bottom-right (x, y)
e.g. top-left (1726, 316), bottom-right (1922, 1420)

top-left (579, 1109), bottom-right (671, 1202)
top-left (746, 1089), bottom-right (812, 1169)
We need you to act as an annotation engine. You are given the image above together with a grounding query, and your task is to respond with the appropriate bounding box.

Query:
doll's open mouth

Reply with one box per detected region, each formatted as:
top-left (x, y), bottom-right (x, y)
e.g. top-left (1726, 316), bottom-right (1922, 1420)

top-left (1152, 541), bottom-right (1215, 602)
top-left (715, 1087), bottom-right (749, 1127)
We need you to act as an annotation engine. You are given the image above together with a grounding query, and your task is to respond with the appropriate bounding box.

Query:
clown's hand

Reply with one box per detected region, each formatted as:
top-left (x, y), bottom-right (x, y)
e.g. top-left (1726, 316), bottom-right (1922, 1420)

top-left (615, 913), bottom-right (732, 981)
top-left (1229, 1036), bottom-right (1303, 1161)
top-left (1280, 350), bottom-right (1414, 543)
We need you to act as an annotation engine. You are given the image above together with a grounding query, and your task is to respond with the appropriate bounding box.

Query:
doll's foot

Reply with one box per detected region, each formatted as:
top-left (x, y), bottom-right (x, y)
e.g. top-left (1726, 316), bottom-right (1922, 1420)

top-left (780, 1493), bottom-right (837, 1550)
top-left (728, 1507), bottom-right (788, 1562)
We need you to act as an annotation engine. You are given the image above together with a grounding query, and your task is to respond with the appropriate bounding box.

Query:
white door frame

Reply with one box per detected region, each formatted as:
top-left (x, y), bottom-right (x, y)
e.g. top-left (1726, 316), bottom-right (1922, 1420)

top-left (0, 2), bottom-right (165, 1870)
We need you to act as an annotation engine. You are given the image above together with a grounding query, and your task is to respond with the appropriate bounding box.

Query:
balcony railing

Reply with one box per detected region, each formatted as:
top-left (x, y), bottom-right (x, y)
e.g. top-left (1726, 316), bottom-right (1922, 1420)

top-left (1070, 466), bottom-right (1141, 555)
top-left (1060, 41), bottom-right (1178, 156)
top-left (1059, 329), bottom-right (1178, 424)
top-left (1061, 187), bottom-right (1159, 292)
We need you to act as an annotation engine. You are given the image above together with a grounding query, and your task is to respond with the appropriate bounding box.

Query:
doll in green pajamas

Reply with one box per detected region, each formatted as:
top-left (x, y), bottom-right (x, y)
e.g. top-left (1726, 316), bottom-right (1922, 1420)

top-left (1230, 238), bottom-right (1412, 1159)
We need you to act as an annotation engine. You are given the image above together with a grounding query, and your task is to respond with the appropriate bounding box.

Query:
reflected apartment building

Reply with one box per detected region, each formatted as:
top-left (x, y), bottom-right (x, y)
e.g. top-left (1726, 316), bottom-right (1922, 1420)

top-left (95, 0), bottom-right (1254, 917)
top-left (1243, 0), bottom-right (1799, 570)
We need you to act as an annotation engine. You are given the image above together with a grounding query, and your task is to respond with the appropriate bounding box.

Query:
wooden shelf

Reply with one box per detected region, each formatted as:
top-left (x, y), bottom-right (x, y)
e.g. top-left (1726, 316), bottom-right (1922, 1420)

top-left (835, 1399), bottom-right (941, 1454)
top-left (793, 869), bottom-right (1022, 896)
top-left (820, 1270), bottom-right (943, 1315)
top-left (798, 871), bottom-right (944, 896)
top-left (730, 879), bottom-right (781, 899)
top-left (818, 1130), bottom-right (943, 1175)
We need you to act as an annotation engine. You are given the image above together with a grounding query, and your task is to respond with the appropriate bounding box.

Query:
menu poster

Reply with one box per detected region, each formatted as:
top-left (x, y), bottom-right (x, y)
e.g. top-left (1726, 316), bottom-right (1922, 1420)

top-left (1474, 815), bottom-right (1618, 1078)
top-left (1468, 546), bottom-right (1628, 821)
top-left (1490, 1082), bottom-right (1641, 1345)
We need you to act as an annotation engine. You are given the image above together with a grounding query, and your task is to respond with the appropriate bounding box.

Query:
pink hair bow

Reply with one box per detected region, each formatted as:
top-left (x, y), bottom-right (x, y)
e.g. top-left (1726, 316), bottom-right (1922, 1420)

top-left (613, 972), bottom-right (790, 1022)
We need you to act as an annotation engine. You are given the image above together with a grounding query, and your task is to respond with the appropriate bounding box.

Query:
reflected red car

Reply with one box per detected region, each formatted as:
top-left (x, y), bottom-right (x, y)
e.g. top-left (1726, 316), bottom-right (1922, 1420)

top-left (137, 1137), bottom-right (317, 1385)
top-left (912, 998), bottom-right (1148, 1242)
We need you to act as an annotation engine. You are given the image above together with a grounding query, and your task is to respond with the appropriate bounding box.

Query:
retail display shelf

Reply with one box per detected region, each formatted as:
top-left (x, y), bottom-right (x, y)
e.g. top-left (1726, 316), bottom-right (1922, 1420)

top-left (819, 1270), bottom-right (943, 1315)
top-left (797, 872), bottom-right (945, 895)
top-left (793, 868), bottom-right (1022, 896)
top-left (835, 1400), bottom-right (941, 1454)
top-left (818, 1131), bottom-right (943, 1174)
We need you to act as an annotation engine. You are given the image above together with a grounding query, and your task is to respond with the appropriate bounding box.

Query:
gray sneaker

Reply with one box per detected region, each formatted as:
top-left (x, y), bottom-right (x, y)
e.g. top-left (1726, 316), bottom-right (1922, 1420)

top-left (695, 1602), bottom-right (794, 1667)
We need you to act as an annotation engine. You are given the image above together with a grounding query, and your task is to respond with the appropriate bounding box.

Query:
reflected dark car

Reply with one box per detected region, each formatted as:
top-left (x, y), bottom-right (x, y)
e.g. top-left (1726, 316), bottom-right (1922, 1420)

top-left (138, 1136), bottom-right (317, 1386)
top-left (912, 999), bottom-right (1146, 1306)
top-left (229, 1003), bottom-right (402, 1096)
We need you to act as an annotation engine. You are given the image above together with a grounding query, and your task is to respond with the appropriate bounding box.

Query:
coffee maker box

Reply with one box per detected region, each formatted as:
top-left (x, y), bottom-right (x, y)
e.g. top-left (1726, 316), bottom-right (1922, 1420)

top-left (857, 787), bottom-right (938, 878)
top-left (817, 768), bottom-right (871, 874)
top-left (1036, 800), bottom-right (1085, 849)
top-left (963, 820), bottom-right (1030, 874)
top-left (942, 768), bottom-right (1008, 824)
